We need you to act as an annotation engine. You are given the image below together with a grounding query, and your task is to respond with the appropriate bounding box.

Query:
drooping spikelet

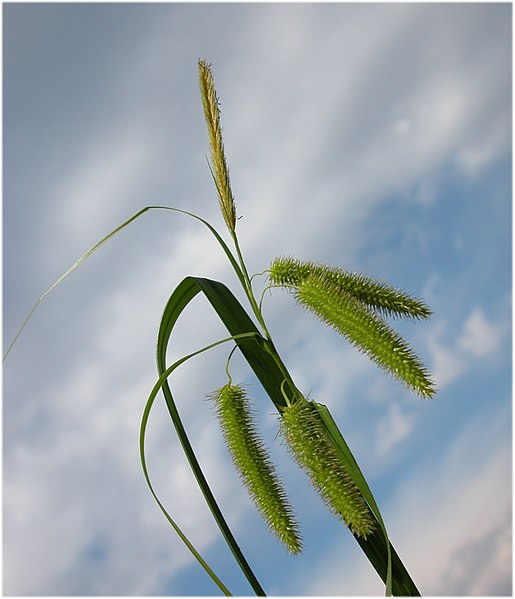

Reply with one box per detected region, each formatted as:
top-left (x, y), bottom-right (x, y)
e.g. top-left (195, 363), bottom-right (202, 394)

top-left (198, 59), bottom-right (237, 234)
top-left (269, 256), bottom-right (435, 398)
top-left (209, 383), bottom-right (302, 554)
top-left (280, 398), bottom-right (375, 538)
top-left (296, 274), bottom-right (435, 398)
top-left (270, 257), bottom-right (431, 320)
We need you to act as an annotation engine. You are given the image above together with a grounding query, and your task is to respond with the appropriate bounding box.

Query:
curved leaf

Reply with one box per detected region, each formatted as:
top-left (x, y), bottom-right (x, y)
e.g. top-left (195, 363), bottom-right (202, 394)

top-left (140, 338), bottom-right (244, 597)
top-left (155, 278), bottom-right (267, 596)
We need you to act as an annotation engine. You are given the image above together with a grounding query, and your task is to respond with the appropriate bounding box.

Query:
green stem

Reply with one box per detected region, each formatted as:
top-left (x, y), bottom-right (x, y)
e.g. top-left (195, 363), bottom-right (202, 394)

top-left (231, 231), bottom-right (274, 342)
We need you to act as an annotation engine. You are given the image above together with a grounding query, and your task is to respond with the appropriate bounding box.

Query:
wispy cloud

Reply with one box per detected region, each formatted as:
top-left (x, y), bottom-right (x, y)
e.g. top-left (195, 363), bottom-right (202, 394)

top-left (391, 403), bottom-right (512, 596)
top-left (458, 307), bottom-right (507, 358)
top-left (375, 403), bottom-right (416, 457)
top-left (428, 305), bottom-right (509, 389)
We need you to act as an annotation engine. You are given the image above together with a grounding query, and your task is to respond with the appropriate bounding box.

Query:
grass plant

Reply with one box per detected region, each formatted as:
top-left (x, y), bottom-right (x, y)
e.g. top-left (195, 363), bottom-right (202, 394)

top-left (5, 59), bottom-right (436, 596)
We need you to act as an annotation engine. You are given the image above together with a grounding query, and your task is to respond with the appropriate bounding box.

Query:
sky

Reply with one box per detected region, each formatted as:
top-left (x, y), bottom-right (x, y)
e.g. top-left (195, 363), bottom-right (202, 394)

top-left (3, 2), bottom-right (512, 596)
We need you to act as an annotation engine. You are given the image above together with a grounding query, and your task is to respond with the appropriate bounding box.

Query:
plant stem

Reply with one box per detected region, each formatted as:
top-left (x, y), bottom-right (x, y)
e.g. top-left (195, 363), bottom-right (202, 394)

top-left (230, 231), bottom-right (274, 340)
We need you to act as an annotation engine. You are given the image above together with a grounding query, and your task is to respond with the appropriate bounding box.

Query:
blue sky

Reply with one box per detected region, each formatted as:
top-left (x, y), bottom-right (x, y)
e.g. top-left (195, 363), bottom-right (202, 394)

top-left (3, 3), bottom-right (511, 596)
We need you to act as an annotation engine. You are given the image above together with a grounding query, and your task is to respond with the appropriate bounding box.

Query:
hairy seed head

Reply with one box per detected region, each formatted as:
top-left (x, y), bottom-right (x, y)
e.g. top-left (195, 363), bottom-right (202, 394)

top-left (280, 398), bottom-right (375, 538)
top-left (269, 257), bottom-right (431, 320)
top-left (296, 275), bottom-right (435, 398)
top-left (209, 383), bottom-right (302, 554)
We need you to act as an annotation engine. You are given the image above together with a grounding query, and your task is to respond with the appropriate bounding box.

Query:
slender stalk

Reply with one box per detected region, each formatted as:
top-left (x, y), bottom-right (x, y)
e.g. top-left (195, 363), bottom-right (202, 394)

top-left (3, 205), bottom-right (246, 362)
top-left (232, 233), bottom-right (274, 341)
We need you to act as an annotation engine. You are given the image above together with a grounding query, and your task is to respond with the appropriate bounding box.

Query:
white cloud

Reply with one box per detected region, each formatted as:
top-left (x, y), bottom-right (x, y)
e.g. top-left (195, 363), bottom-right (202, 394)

top-left (427, 306), bottom-right (508, 390)
top-left (3, 336), bottom-right (244, 595)
top-left (429, 329), bottom-right (468, 389)
top-left (375, 403), bottom-right (416, 457)
top-left (434, 522), bottom-right (511, 596)
top-left (224, 3), bottom-right (510, 270)
top-left (458, 307), bottom-right (506, 358)
top-left (2, 222), bottom-right (243, 595)
top-left (53, 125), bottom-right (154, 238)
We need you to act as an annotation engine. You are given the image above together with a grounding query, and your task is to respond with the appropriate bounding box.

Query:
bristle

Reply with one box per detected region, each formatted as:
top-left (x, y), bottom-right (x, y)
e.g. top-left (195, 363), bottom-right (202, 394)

top-left (269, 256), bottom-right (313, 288)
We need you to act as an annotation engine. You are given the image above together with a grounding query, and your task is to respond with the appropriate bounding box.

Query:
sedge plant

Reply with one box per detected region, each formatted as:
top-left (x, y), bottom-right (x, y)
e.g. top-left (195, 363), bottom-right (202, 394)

top-left (5, 59), bottom-right (436, 596)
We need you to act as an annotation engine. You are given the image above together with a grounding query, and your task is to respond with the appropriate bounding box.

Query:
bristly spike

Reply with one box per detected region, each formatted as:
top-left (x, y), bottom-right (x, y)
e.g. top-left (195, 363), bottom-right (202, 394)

top-left (269, 256), bottom-right (435, 398)
top-left (296, 274), bottom-right (435, 398)
top-left (269, 257), bottom-right (431, 320)
top-left (280, 398), bottom-right (375, 538)
top-left (209, 383), bottom-right (303, 554)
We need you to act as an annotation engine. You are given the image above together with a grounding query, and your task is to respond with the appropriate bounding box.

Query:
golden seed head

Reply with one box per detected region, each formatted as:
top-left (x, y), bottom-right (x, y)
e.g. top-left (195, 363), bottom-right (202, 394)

top-left (198, 60), bottom-right (237, 234)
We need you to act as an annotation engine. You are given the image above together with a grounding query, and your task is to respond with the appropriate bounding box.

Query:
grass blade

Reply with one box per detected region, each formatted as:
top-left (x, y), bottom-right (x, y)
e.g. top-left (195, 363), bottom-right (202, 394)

top-left (143, 331), bottom-right (273, 595)
top-left (3, 205), bottom-right (245, 361)
top-left (156, 278), bottom-right (267, 595)
top-left (140, 341), bottom-right (239, 596)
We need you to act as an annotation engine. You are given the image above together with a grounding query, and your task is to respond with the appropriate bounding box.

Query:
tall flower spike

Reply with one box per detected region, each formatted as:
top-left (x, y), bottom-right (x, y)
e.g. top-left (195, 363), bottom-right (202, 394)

top-left (209, 383), bottom-right (303, 554)
top-left (198, 59), bottom-right (237, 234)
top-left (280, 398), bottom-right (375, 538)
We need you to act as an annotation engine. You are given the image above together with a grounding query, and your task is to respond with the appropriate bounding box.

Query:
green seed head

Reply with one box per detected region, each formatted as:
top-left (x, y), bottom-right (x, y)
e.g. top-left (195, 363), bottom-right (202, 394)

top-left (309, 264), bottom-right (431, 321)
top-left (269, 256), bottom-right (435, 398)
top-left (269, 257), bottom-right (431, 320)
top-left (296, 274), bottom-right (435, 398)
top-left (209, 383), bottom-right (303, 554)
top-left (280, 398), bottom-right (375, 538)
